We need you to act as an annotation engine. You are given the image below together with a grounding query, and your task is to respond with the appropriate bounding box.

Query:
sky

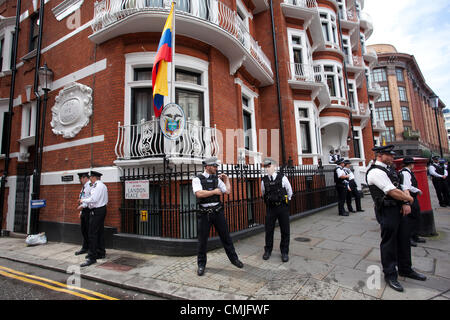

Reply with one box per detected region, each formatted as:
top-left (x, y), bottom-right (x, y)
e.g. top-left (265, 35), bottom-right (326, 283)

top-left (364, 0), bottom-right (450, 108)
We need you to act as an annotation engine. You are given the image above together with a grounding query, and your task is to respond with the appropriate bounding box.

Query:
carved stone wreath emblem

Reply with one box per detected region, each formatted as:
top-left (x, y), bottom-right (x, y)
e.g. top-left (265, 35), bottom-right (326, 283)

top-left (51, 82), bottom-right (93, 138)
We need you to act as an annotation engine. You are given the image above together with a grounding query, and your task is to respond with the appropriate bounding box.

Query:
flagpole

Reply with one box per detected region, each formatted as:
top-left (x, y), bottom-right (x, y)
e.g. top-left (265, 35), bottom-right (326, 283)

top-left (171, 1), bottom-right (176, 103)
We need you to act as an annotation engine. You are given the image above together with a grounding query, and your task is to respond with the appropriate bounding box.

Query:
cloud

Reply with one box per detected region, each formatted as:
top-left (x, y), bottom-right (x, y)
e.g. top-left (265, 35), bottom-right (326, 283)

top-left (365, 0), bottom-right (450, 106)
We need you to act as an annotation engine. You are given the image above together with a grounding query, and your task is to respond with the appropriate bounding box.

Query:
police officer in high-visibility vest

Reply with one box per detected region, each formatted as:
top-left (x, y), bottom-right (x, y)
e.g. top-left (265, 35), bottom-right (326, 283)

top-left (192, 157), bottom-right (243, 276)
top-left (429, 156), bottom-right (449, 207)
top-left (367, 145), bottom-right (426, 292)
top-left (261, 158), bottom-right (293, 262)
top-left (334, 158), bottom-right (350, 216)
top-left (75, 172), bottom-right (91, 256)
top-left (343, 160), bottom-right (364, 213)
top-left (399, 157), bottom-right (426, 247)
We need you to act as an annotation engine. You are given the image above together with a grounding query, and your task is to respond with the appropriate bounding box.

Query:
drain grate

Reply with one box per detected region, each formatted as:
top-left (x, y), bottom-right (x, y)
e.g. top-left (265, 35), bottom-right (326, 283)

top-left (294, 237), bottom-right (311, 243)
top-left (112, 257), bottom-right (146, 268)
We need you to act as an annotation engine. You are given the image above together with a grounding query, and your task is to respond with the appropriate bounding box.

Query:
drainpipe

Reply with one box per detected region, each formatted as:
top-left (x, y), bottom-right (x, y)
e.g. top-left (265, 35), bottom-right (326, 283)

top-left (0, 0), bottom-right (22, 235)
top-left (336, 11), bottom-right (356, 157)
top-left (269, 0), bottom-right (286, 167)
top-left (30, 0), bottom-right (46, 235)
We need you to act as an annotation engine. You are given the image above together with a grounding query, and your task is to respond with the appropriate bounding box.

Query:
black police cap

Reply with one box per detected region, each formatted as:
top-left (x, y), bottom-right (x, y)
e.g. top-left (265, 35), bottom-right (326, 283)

top-left (77, 172), bottom-right (89, 178)
top-left (90, 170), bottom-right (103, 177)
top-left (372, 144), bottom-right (396, 155)
top-left (403, 157), bottom-right (415, 164)
top-left (336, 158), bottom-right (345, 165)
top-left (343, 160), bottom-right (351, 165)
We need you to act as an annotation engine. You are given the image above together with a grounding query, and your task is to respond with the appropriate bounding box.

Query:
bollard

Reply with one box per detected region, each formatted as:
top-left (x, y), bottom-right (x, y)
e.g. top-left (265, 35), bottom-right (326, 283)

top-left (393, 157), bottom-right (438, 236)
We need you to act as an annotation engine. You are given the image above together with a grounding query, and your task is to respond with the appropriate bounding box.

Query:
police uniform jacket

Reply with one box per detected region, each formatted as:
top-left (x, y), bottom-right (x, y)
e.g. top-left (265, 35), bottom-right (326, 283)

top-left (261, 172), bottom-right (293, 201)
top-left (400, 168), bottom-right (421, 197)
top-left (80, 181), bottom-right (92, 209)
top-left (81, 180), bottom-right (108, 209)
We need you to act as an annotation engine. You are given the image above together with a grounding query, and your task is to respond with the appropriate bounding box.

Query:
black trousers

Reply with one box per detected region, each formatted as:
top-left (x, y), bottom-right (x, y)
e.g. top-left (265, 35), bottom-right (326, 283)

top-left (80, 208), bottom-right (91, 250)
top-left (432, 178), bottom-right (450, 206)
top-left (376, 205), bottom-right (412, 279)
top-left (407, 196), bottom-right (421, 239)
top-left (336, 185), bottom-right (348, 215)
top-left (197, 208), bottom-right (238, 267)
top-left (87, 206), bottom-right (106, 260)
top-left (346, 180), bottom-right (362, 212)
top-left (264, 203), bottom-right (290, 254)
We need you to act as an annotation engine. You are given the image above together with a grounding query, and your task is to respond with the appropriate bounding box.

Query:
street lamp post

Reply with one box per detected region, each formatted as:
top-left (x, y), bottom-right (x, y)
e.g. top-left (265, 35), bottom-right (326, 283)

top-left (431, 94), bottom-right (443, 158)
top-left (30, 64), bottom-right (53, 234)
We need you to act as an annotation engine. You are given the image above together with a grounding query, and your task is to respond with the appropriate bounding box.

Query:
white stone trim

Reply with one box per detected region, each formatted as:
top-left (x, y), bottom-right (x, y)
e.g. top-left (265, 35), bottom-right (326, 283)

top-left (41, 19), bottom-right (92, 54)
top-left (51, 58), bottom-right (107, 92)
top-left (294, 100), bottom-right (320, 165)
top-left (5, 176), bottom-right (16, 231)
top-left (40, 166), bottom-right (122, 185)
top-left (52, 0), bottom-right (84, 21)
top-left (43, 135), bottom-right (104, 152)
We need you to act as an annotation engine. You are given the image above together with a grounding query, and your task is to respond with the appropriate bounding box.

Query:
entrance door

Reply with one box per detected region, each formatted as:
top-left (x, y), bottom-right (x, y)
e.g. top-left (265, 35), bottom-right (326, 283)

top-left (14, 163), bottom-right (33, 233)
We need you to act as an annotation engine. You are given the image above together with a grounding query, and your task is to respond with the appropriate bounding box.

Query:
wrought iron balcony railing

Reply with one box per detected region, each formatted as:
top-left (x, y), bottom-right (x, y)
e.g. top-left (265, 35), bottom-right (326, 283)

top-left (115, 118), bottom-right (219, 160)
top-left (92, 0), bottom-right (273, 77)
top-left (284, 0), bottom-right (318, 9)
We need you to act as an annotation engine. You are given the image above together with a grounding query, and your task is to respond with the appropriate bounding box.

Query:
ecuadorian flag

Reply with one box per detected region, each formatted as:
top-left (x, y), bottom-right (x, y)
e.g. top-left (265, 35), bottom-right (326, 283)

top-left (152, 3), bottom-right (174, 118)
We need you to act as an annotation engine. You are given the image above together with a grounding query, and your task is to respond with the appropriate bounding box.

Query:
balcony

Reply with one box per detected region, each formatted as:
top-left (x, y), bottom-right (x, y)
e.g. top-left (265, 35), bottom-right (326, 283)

top-left (372, 119), bottom-right (386, 132)
top-left (360, 11), bottom-right (373, 39)
top-left (345, 55), bottom-right (365, 76)
top-left (368, 81), bottom-right (382, 100)
top-left (281, 0), bottom-right (324, 50)
top-left (339, 8), bottom-right (358, 35)
top-left (363, 47), bottom-right (377, 65)
top-left (288, 63), bottom-right (330, 109)
top-left (90, 0), bottom-right (273, 86)
top-left (403, 129), bottom-right (421, 141)
top-left (352, 102), bottom-right (370, 120)
top-left (114, 118), bottom-right (219, 166)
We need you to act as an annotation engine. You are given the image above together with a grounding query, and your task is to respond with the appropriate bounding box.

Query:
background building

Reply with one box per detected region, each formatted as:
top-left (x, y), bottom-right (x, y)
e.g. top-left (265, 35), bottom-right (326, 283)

top-left (368, 44), bottom-right (449, 158)
top-left (443, 108), bottom-right (450, 149)
top-left (0, 0), bottom-right (379, 252)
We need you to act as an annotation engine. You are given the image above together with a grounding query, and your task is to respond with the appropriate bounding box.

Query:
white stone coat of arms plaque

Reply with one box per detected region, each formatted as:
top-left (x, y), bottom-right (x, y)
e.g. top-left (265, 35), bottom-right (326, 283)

top-left (51, 82), bottom-right (93, 138)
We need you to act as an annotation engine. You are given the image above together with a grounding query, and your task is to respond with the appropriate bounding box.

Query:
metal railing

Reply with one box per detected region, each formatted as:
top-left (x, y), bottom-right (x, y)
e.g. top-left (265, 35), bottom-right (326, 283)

top-left (358, 102), bottom-right (369, 116)
top-left (92, 0), bottom-right (273, 76)
top-left (284, 0), bottom-right (318, 9)
top-left (115, 118), bottom-right (219, 160)
top-left (352, 55), bottom-right (364, 67)
top-left (346, 8), bottom-right (358, 22)
top-left (120, 163), bottom-right (337, 238)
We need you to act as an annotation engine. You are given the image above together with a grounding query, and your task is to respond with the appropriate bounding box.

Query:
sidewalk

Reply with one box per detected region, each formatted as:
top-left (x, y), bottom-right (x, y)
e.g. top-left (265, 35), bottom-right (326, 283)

top-left (1, 183), bottom-right (449, 300)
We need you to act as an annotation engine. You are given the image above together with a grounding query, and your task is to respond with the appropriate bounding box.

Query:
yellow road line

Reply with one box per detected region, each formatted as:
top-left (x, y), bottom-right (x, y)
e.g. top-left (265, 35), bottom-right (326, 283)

top-left (0, 265), bottom-right (118, 300)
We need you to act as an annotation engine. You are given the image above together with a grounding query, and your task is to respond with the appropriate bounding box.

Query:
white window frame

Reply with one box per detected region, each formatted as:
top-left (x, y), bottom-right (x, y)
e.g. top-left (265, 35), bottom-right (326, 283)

top-left (360, 32), bottom-right (366, 55)
top-left (352, 126), bottom-right (365, 161)
top-left (287, 28), bottom-right (312, 80)
top-left (348, 79), bottom-right (358, 111)
top-left (317, 59), bottom-right (346, 104)
top-left (342, 35), bottom-right (352, 65)
top-left (0, 99), bottom-right (8, 155)
top-left (294, 100), bottom-right (320, 164)
top-left (336, 0), bottom-right (347, 20)
top-left (236, 0), bottom-right (252, 31)
top-left (238, 80), bottom-right (258, 154)
top-left (20, 101), bottom-right (37, 139)
top-left (319, 9), bottom-right (339, 49)
top-left (0, 23), bottom-right (14, 75)
top-left (124, 52), bottom-right (210, 127)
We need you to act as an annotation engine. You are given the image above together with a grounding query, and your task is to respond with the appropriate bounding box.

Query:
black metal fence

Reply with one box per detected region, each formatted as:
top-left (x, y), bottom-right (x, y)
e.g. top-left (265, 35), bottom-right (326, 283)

top-left (120, 163), bottom-right (337, 239)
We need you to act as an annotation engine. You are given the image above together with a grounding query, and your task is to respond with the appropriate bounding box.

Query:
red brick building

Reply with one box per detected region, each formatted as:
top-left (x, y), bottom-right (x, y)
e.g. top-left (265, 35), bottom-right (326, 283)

top-left (0, 0), bottom-right (379, 252)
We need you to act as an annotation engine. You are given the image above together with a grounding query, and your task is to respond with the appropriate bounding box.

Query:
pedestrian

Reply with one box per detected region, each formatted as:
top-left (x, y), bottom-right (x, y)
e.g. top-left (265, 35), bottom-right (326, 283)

top-left (428, 156), bottom-right (449, 207)
top-left (399, 157), bottom-right (426, 247)
top-left (367, 145), bottom-right (426, 292)
top-left (343, 160), bottom-right (364, 213)
top-left (261, 157), bottom-right (293, 262)
top-left (75, 172), bottom-right (91, 256)
top-left (78, 171), bottom-right (108, 267)
top-left (192, 157), bottom-right (243, 276)
top-left (334, 158), bottom-right (350, 216)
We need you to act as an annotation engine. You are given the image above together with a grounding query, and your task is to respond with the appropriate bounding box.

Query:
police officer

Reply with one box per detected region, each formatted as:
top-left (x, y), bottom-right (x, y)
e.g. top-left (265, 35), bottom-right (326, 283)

top-left (343, 160), bottom-right (364, 213)
top-left (429, 156), bottom-right (449, 207)
top-left (261, 158), bottom-right (293, 262)
top-left (78, 171), bottom-right (108, 267)
top-left (367, 145), bottom-right (426, 292)
top-left (335, 158), bottom-right (350, 216)
top-left (399, 157), bottom-right (426, 247)
top-left (329, 150), bottom-right (337, 164)
top-left (192, 157), bottom-right (243, 276)
top-left (75, 172), bottom-right (91, 256)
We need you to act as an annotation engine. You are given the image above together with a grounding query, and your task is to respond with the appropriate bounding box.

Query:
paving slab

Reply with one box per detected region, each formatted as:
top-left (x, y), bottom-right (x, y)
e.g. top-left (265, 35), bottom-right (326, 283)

top-left (316, 240), bottom-right (372, 256)
top-left (333, 287), bottom-right (376, 300)
top-left (293, 278), bottom-right (340, 300)
top-left (381, 281), bottom-right (440, 300)
top-left (331, 253), bottom-right (363, 269)
top-left (434, 259), bottom-right (450, 279)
